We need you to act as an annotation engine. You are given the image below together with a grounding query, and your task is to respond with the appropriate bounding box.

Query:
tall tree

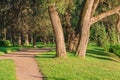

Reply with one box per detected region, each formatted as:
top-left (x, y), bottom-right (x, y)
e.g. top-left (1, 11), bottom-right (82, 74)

top-left (76, 0), bottom-right (120, 57)
top-left (48, 5), bottom-right (67, 58)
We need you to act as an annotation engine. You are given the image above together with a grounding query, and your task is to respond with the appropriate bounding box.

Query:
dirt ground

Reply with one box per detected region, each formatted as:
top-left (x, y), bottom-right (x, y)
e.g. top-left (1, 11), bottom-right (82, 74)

top-left (0, 48), bottom-right (51, 80)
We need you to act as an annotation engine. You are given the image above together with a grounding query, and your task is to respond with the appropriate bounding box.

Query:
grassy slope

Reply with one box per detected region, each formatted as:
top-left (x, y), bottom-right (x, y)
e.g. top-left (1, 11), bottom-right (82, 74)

top-left (36, 44), bottom-right (120, 80)
top-left (0, 59), bottom-right (16, 80)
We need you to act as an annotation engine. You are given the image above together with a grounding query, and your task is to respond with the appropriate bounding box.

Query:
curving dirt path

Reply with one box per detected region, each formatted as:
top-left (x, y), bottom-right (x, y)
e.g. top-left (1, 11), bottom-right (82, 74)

top-left (0, 48), bottom-right (51, 80)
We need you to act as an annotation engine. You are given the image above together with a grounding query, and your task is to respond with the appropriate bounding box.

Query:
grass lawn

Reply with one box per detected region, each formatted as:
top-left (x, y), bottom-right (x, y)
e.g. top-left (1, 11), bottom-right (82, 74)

top-left (0, 59), bottom-right (16, 80)
top-left (0, 46), bottom-right (21, 55)
top-left (36, 44), bottom-right (120, 80)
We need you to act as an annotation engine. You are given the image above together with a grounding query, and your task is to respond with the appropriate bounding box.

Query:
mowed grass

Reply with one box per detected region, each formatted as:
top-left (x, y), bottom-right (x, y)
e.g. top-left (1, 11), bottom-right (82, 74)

top-left (0, 59), bottom-right (16, 80)
top-left (0, 46), bottom-right (21, 55)
top-left (36, 44), bottom-right (120, 80)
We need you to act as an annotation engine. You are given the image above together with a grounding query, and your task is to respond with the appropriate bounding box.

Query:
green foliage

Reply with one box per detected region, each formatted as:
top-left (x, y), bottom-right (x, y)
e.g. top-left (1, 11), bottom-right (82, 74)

top-left (109, 44), bottom-right (120, 57)
top-left (0, 46), bottom-right (20, 55)
top-left (0, 59), bottom-right (16, 80)
top-left (90, 23), bottom-right (108, 47)
top-left (108, 27), bottom-right (117, 44)
top-left (0, 40), bottom-right (12, 46)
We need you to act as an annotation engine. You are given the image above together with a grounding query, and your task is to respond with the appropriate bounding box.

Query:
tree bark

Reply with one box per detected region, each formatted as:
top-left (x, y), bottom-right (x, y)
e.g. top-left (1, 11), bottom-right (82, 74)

top-left (76, 0), bottom-right (94, 57)
top-left (48, 5), bottom-right (67, 58)
top-left (92, 0), bottom-right (100, 16)
top-left (116, 12), bottom-right (120, 43)
top-left (24, 33), bottom-right (29, 46)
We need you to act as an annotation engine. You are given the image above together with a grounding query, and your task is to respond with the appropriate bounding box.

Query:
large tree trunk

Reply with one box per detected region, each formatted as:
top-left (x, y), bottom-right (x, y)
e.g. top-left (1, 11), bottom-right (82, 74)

top-left (24, 33), bottom-right (29, 46)
top-left (76, 0), bottom-right (94, 57)
top-left (48, 5), bottom-right (67, 58)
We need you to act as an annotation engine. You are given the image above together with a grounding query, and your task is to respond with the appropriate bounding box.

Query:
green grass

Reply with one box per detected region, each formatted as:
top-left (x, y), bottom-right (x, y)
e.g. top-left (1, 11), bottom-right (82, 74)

top-left (36, 44), bottom-right (120, 80)
top-left (36, 42), bottom-right (55, 48)
top-left (0, 59), bottom-right (16, 80)
top-left (0, 46), bottom-right (21, 55)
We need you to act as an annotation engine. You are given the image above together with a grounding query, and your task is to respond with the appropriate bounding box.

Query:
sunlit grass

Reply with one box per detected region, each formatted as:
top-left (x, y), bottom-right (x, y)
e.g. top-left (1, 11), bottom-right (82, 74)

top-left (36, 44), bottom-right (120, 80)
top-left (0, 59), bottom-right (16, 80)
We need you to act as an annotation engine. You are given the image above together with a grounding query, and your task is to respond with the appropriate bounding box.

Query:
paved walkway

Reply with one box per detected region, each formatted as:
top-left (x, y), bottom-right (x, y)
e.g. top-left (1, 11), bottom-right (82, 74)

top-left (0, 48), bottom-right (51, 80)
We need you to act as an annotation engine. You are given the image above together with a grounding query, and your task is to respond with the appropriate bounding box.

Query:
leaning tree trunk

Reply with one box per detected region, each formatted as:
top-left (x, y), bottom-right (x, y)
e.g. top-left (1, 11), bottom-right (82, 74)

top-left (48, 5), bottom-right (67, 58)
top-left (76, 0), bottom-right (94, 58)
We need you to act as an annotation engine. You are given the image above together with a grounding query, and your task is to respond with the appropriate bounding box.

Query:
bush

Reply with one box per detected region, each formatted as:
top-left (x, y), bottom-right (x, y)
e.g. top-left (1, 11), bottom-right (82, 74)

top-left (0, 40), bottom-right (12, 46)
top-left (90, 23), bottom-right (108, 47)
top-left (109, 44), bottom-right (120, 57)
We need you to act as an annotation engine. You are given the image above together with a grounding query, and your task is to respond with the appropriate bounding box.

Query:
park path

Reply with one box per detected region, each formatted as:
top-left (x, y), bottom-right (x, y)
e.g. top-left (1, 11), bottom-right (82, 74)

top-left (0, 48), bottom-right (51, 80)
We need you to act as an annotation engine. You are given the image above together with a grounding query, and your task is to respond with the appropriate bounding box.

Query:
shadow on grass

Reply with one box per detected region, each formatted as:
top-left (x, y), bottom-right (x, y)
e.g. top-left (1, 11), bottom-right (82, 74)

top-left (87, 50), bottom-right (110, 57)
top-left (32, 76), bottom-right (67, 80)
top-left (87, 50), bottom-right (120, 62)
top-left (43, 77), bottom-right (67, 80)
top-left (36, 54), bottom-right (56, 58)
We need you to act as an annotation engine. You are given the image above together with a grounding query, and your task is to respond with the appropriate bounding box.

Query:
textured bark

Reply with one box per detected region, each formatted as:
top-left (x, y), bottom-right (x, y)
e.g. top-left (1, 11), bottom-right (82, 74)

top-left (24, 33), bottom-right (29, 46)
top-left (48, 5), bottom-right (67, 58)
top-left (116, 12), bottom-right (120, 43)
top-left (92, 0), bottom-right (100, 16)
top-left (91, 6), bottom-right (120, 24)
top-left (68, 33), bottom-right (79, 51)
top-left (65, 11), bottom-right (73, 43)
top-left (76, 0), bottom-right (94, 57)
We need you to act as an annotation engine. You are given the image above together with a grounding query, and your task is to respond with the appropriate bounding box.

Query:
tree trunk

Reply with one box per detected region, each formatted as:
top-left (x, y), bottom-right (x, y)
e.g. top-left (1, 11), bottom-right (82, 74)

top-left (12, 34), bottom-right (15, 46)
top-left (2, 28), bottom-right (7, 40)
top-left (68, 32), bottom-right (79, 51)
top-left (24, 33), bottom-right (29, 46)
top-left (21, 33), bottom-right (24, 46)
top-left (64, 11), bottom-right (73, 43)
top-left (76, 0), bottom-right (94, 58)
top-left (33, 33), bottom-right (36, 48)
top-left (48, 5), bottom-right (67, 58)
top-left (18, 33), bottom-right (21, 46)
top-left (116, 12), bottom-right (120, 43)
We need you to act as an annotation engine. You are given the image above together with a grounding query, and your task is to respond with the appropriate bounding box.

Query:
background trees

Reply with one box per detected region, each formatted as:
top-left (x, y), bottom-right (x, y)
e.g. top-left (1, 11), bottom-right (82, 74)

top-left (0, 0), bottom-right (120, 58)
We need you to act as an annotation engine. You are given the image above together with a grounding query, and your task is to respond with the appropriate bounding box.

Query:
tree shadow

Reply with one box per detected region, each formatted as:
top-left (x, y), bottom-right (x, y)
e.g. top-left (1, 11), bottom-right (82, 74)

top-left (35, 53), bottom-right (56, 58)
top-left (87, 49), bottom-right (120, 62)
top-left (87, 50), bottom-right (110, 57)
top-left (32, 76), bottom-right (67, 80)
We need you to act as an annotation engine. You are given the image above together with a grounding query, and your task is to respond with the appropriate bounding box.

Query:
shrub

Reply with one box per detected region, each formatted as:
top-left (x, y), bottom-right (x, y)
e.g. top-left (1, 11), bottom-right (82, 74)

top-left (0, 40), bottom-right (12, 46)
top-left (109, 44), bottom-right (120, 57)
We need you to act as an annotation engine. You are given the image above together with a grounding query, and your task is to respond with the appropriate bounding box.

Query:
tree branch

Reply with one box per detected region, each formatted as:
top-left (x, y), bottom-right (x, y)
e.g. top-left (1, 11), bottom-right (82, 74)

top-left (91, 6), bottom-right (120, 24)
